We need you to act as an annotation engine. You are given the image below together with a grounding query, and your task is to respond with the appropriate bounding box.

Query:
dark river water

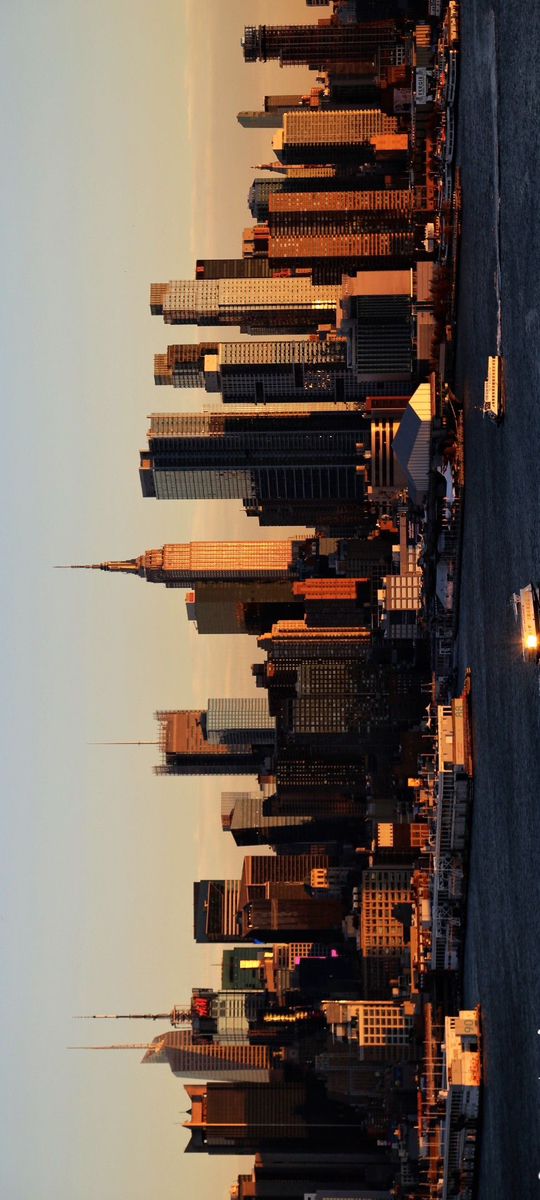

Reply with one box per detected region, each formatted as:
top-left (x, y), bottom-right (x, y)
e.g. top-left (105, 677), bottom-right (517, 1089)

top-left (455, 1), bottom-right (540, 1196)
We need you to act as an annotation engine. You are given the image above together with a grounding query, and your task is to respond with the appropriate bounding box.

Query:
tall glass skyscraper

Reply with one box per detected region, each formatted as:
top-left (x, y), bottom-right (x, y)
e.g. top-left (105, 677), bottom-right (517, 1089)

top-left (206, 698), bottom-right (275, 747)
top-left (139, 409), bottom-right (369, 503)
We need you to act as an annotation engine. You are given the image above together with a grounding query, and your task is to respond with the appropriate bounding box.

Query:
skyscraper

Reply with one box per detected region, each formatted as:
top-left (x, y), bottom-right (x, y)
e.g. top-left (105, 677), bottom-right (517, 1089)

top-left (242, 496), bottom-right (382, 533)
top-left (272, 109), bottom-right (400, 167)
top-left (206, 698), bottom-right (275, 746)
top-left (360, 866), bottom-right (413, 997)
top-left (221, 947), bottom-right (270, 991)
top-left (221, 789), bottom-right (363, 848)
top-left (251, 227), bottom-right (416, 272)
top-left (153, 334), bottom-right (360, 405)
top-left (183, 1080), bottom-right (369, 1153)
top-left (221, 791), bottom-right (311, 844)
top-left (253, 163), bottom-right (342, 179)
top-left (154, 707), bottom-right (275, 777)
top-left (150, 278), bottom-right (340, 334)
top-left (259, 650), bottom-right (395, 751)
top-left (139, 410), bottom-right (369, 503)
top-left (241, 22), bottom-right (404, 70)
top-left (256, 185), bottom-right (415, 271)
top-left (272, 138), bottom-right (408, 176)
top-left (339, 271), bottom-right (415, 383)
top-left (142, 1029), bottom-right (272, 1082)
top-left (185, 581), bottom-right (307, 636)
top-left (238, 96), bottom-right (305, 129)
top-left (268, 187), bottom-right (413, 215)
top-left (72, 539), bottom-right (310, 586)
top-left (70, 535), bottom-right (391, 637)
top-left (247, 176), bottom-right (370, 222)
top-left (248, 174), bottom-right (409, 220)
top-left (231, 1152), bottom-right (397, 1199)
top-left (257, 621), bottom-right (373, 661)
top-left (280, 108), bottom-right (398, 144)
top-left (195, 258), bottom-right (272, 279)
top-left (195, 853), bottom-right (338, 944)
top-left (238, 89), bottom-right (388, 132)
top-left (194, 878), bottom-right (344, 944)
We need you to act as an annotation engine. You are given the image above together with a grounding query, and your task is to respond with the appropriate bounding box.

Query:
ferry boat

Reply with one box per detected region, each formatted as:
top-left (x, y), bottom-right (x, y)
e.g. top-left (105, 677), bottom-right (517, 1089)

top-left (482, 355), bottom-right (505, 422)
top-left (445, 107), bottom-right (455, 162)
top-left (438, 1008), bottom-right (482, 1200)
top-left (446, 50), bottom-right (458, 106)
top-left (511, 584), bottom-right (540, 660)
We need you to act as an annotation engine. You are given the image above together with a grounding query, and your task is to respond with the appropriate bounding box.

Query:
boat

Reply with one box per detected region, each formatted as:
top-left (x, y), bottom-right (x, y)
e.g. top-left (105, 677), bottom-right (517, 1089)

top-left (482, 355), bottom-right (505, 422)
top-left (445, 107), bottom-right (455, 162)
top-left (511, 584), bottom-right (540, 660)
top-left (446, 50), bottom-right (458, 106)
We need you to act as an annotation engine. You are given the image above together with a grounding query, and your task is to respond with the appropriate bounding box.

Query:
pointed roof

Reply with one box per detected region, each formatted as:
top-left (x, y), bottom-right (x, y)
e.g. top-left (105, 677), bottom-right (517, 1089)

top-left (392, 382), bottom-right (432, 505)
top-left (56, 559), bottom-right (144, 574)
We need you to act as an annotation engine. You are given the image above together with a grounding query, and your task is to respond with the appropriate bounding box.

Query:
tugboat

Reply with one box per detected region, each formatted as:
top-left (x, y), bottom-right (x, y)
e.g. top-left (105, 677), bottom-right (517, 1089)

top-left (511, 584), bottom-right (540, 661)
top-left (483, 355), bottom-right (505, 423)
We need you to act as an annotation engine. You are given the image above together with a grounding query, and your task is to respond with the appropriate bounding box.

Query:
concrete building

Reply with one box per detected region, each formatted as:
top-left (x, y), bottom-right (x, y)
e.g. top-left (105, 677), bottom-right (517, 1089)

top-left (206, 699), bottom-right (275, 747)
top-left (194, 853), bottom-right (344, 945)
top-left (150, 277), bottom-right (340, 334)
top-left (242, 22), bottom-right (404, 70)
top-left (272, 109), bottom-right (401, 166)
top-left (195, 258), bottom-right (272, 279)
top-left (322, 998), bottom-right (417, 1062)
top-left (221, 948), bottom-right (271, 992)
top-left (76, 536), bottom-right (333, 589)
top-left (360, 866), bottom-right (413, 997)
top-left (339, 270), bottom-right (415, 385)
top-left (431, 696), bottom-right (472, 972)
top-left (154, 334), bottom-right (360, 406)
top-left (379, 512), bottom-right (423, 640)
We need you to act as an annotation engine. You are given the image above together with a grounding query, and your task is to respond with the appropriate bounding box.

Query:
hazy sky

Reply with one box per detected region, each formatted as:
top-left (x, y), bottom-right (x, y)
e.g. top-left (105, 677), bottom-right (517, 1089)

top-left (0, 2), bottom-right (316, 1198)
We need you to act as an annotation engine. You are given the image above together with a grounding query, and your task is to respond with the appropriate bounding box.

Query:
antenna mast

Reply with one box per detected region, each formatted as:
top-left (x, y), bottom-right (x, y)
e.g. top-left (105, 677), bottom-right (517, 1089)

top-left (74, 1006), bottom-right (193, 1028)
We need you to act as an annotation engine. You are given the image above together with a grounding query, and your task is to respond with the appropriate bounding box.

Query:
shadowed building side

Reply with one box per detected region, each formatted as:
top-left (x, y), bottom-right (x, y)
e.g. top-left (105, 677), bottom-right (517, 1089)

top-left (154, 707), bottom-right (276, 777)
top-left (182, 1080), bottom-right (390, 1154)
top-left (139, 409), bottom-right (369, 504)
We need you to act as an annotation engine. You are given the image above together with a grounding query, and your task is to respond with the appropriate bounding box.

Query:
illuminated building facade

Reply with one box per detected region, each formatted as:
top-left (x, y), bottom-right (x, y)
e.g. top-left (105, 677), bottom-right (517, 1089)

top-left (322, 999), bottom-right (416, 1062)
top-left (154, 708), bottom-right (275, 777)
top-left (154, 335), bottom-right (359, 406)
top-left (242, 22), bottom-right (404, 70)
top-left (77, 538), bottom-right (319, 588)
top-left (143, 1029), bottom-right (272, 1082)
top-left (150, 278), bottom-right (340, 333)
top-left (360, 866), bottom-right (413, 997)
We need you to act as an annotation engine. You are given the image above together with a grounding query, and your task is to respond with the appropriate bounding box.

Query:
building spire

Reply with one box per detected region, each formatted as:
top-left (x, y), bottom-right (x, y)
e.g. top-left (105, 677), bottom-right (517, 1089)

top-left (68, 1043), bottom-right (157, 1051)
top-left (74, 1007), bottom-right (192, 1026)
top-left (55, 560), bottom-right (142, 574)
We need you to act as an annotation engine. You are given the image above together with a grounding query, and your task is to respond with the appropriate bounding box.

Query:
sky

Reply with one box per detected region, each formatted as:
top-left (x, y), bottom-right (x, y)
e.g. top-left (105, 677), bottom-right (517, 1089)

top-left (0, 1), bottom-right (317, 1198)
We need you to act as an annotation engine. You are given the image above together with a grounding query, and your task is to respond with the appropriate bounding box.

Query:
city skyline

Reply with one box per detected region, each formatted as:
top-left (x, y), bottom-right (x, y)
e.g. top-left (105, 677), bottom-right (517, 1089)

top-left (0, 2), bottom-right (313, 1198)
top-left (2, 2), bottom-right (537, 1199)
